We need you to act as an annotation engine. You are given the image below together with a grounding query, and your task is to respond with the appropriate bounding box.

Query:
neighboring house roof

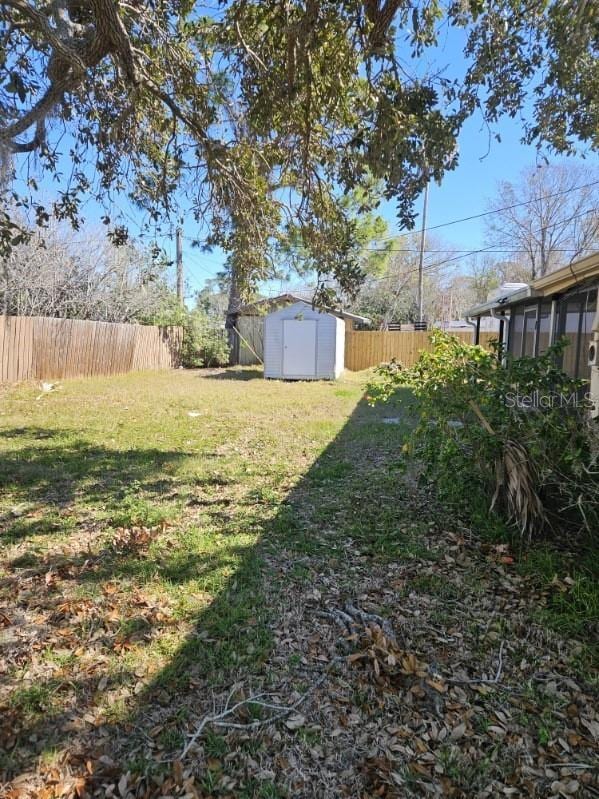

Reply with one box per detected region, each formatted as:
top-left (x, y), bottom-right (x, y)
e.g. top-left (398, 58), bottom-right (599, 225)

top-left (236, 293), bottom-right (370, 323)
top-left (436, 318), bottom-right (501, 331)
top-left (465, 284), bottom-right (534, 318)
top-left (465, 253), bottom-right (599, 318)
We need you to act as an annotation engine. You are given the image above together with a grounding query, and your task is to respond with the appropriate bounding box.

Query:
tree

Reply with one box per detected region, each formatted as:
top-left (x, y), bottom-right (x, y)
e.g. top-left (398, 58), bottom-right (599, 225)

top-left (350, 234), bottom-right (459, 327)
top-left (276, 186), bottom-right (392, 293)
top-left (0, 222), bottom-right (174, 320)
top-left (484, 164), bottom-right (599, 280)
top-left (195, 279), bottom-right (230, 320)
top-left (492, 259), bottom-right (533, 285)
top-left (464, 257), bottom-right (502, 305)
top-left (1, 1), bottom-right (597, 302)
top-left (351, 247), bottom-right (534, 327)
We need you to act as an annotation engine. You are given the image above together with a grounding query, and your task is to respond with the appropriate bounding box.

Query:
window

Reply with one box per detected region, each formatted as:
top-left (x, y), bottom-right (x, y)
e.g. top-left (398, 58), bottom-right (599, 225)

top-left (556, 288), bottom-right (597, 380)
top-left (509, 308), bottom-right (524, 357)
top-left (560, 297), bottom-right (581, 377)
top-left (508, 289), bottom-right (597, 379)
top-left (522, 307), bottom-right (537, 356)
top-left (508, 305), bottom-right (539, 358)
top-left (537, 302), bottom-right (552, 355)
top-left (579, 290), bottom-right (597, 382)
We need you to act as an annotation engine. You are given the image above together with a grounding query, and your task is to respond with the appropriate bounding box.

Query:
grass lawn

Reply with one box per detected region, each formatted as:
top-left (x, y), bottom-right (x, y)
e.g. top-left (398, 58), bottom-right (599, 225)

top-left (0, 368), bottom-right (597, 798)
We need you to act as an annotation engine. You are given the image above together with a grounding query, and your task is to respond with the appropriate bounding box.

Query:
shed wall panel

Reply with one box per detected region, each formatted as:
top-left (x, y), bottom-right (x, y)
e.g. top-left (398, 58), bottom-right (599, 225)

top-left (263, 302), bottom-right (340, 380)
top-left (334, 316), bottom-right (345, 377)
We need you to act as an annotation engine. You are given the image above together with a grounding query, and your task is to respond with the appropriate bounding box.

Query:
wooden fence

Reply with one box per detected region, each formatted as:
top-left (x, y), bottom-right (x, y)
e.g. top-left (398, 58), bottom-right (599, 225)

top-left (344, 330), bottom-right (496, 371)
top-left (236, 316), bottom-right (264, 365)
top-left (0, 315), bottom-right (183, 382)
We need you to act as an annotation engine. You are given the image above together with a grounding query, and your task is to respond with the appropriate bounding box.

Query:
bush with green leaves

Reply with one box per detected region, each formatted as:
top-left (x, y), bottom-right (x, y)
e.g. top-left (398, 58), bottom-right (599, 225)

top-left (368, 330), bottom-right (598, 543)
top-left (179, 310), bottom-right (230, 368)
top-left (144, 296), bottom-right (230, 368)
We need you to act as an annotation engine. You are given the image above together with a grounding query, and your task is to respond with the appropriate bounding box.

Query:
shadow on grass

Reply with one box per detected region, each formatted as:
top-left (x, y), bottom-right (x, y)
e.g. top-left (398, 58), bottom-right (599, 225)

top-left (201, 368), bottom-right (264, 381)
top-left (0, 428), bottom-right (187, 542)
top-left (2, 391), bottom-right (422, 790)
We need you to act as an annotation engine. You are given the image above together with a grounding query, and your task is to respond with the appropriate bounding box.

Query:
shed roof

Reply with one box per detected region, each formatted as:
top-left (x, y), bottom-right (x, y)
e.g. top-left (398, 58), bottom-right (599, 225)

top-left (236, 293), bottom-right (370, 323)
top-left (465, 253), bottom-right (599, 318)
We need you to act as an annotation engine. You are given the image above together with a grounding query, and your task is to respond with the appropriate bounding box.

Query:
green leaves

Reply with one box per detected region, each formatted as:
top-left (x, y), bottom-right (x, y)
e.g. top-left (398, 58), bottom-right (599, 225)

top-left (1, 0), bottom-right (597, 296)
top-left (369, 331), bottom-right (598, 542)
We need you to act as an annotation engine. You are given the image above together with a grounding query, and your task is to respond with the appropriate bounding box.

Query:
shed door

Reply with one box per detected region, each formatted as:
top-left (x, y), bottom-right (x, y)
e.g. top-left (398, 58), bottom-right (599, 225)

top-left (283, 319), bottom-right (317, 376)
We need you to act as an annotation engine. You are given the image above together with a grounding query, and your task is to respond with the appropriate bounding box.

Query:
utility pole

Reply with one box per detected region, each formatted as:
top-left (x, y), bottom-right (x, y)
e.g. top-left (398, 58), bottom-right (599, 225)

top-left (417, 179), bottom-right (429, 327)
top-left (175, 226), bottom-right (184, 304)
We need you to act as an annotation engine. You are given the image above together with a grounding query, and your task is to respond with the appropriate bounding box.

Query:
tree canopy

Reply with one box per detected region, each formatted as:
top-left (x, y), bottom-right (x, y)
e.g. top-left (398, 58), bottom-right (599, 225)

top-left (1, 0), bottom-right (597, 301)
top-left (1, 221), bottom-right (173, 320)
top-left (484, 163), bottom-right (599, 280)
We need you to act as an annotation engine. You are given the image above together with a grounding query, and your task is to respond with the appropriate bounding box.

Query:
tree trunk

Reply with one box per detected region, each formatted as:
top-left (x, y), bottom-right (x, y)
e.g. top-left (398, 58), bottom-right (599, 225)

top-left (225, 267), bottom-right (242, 366)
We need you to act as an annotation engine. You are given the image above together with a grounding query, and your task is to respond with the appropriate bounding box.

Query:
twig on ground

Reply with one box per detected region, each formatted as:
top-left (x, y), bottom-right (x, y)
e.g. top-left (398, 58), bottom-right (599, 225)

top-left (543, 762), bottom-right (597, 770)
top-left (316, 602), bottom-right (399, 649)
top-left (343, 602), bottom-right (399, 647)
top-left (180, 672), bottom-right (329, 760)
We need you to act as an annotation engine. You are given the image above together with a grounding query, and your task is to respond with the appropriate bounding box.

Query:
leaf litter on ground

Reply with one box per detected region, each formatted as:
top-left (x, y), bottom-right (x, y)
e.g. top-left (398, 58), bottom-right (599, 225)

top-left (0, 369), bottom-right (597, 798)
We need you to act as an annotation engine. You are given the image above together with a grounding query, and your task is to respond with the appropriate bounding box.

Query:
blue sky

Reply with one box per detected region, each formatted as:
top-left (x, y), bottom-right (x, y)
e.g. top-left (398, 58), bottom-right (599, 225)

top-left (37, 111), bottom-right (574, 298)
top-left (172, 106), bottom-right (598, 300)
top-left (11, 16), bottom-right (599, 302)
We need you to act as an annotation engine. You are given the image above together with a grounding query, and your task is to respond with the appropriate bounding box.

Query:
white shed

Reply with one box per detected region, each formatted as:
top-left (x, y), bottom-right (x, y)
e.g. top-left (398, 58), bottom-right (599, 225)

top-left (263, 300), bottom-right (362, 380)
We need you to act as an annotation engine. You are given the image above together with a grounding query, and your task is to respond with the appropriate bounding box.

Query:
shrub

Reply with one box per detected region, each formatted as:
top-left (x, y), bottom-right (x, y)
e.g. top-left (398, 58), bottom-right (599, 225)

top-left (368, 330), bottom-right (598, 544)
top-left (143, 296), bottom-right (230, 368)
top-left (180, 310), bottom-right (230, 368)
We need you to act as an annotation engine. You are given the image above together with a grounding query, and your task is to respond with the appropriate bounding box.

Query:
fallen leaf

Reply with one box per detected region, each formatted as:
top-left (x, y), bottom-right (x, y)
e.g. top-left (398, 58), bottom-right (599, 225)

top-left (118, 772), bottom-right (129, 797)
top-left (285, 713), bottom-right (305, 730)
top-left (450, 722), bottom-right (466, 741)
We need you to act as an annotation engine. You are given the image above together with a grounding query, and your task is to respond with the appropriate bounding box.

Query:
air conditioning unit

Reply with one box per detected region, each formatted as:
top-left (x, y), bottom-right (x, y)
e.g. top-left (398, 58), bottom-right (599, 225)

top-left (589, 338), bottom-right (598, 368)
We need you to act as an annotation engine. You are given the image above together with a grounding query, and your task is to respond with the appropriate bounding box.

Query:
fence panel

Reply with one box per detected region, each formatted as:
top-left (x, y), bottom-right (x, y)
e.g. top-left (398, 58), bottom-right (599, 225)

top-left (0, 315), bottom-right (183, 382)
top-left (345, 329), bottom-right (497, 371)
top-left (237, 316), bottom-right (264, 365)
top-left (0, 316), bottom-right (34, 381)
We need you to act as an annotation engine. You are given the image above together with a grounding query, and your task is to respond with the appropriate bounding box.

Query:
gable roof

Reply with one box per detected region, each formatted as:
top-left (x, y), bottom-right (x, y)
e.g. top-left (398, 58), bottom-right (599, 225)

top-left (236, 293), bottom-right (370, 323)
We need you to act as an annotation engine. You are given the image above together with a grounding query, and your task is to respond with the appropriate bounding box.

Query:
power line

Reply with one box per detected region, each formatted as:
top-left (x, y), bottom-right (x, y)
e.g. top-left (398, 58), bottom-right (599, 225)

top-left (184, 265), bottom-right (215, 286)
top-left (364, 207), bottom-right (599, 285)
top-left (181, 235), bottom-right (227, 263)
top-left (184, 253), bottom-right (222, 279)
top-left (183, 248), bottom-right (225, 270)
top-left (165, 203), bottom-right (599, 292)
top-left (423, 206), bottom-right (599, 272)
top-left (374, 179), bottom-right (599, 241)
top-left (177, 181), bottom-right (599, 268)
top-left (363, 246), bottom-right (599, 254)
